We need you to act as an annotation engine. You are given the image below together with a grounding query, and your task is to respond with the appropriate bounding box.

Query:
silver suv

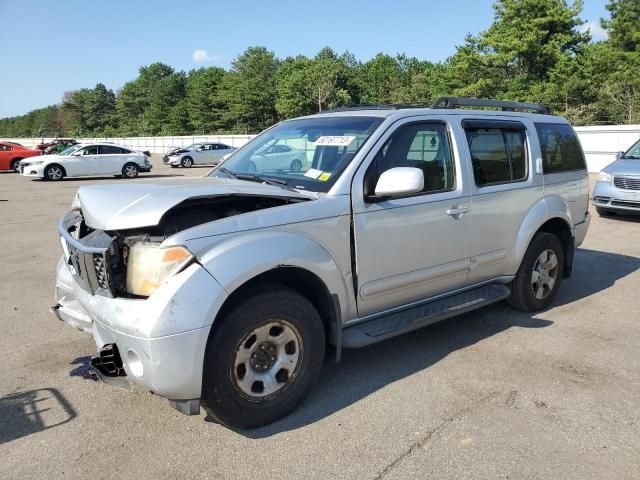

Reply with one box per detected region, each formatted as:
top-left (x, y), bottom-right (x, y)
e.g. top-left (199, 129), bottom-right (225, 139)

top-left (53, 97), bottom-right (590, 428)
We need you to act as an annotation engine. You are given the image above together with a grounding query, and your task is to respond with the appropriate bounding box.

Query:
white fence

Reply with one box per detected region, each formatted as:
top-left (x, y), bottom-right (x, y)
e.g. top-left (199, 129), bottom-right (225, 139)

top-left (4, 135), bottom-right (257, 155)
top-left (5, 124), bottom-right (640, 173)
top-left (574, 125), bottom-right (640, 172)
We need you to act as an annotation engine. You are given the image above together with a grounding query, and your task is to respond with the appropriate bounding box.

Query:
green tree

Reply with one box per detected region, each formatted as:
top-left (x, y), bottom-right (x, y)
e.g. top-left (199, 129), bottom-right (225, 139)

top-left (186, 67), bottom-right (226, 133)
top-left (602, 0), bottom-right (640, 52)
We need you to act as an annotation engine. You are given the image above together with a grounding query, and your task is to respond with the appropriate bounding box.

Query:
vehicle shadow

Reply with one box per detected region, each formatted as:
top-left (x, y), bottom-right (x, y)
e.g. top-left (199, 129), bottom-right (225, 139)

top-left (230, 248), bottom-right (640, 438)
top-left (598, 212), bottom-right (640, 224)
top-left (0, 388), bottom-right (77, 444)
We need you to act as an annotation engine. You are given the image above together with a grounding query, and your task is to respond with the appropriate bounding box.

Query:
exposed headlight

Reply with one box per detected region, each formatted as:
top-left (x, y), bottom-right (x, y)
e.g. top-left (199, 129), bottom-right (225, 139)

top-left (126, 244), bottom-right (193, 296)
top-left (597, 171), bottom-right (613, 182)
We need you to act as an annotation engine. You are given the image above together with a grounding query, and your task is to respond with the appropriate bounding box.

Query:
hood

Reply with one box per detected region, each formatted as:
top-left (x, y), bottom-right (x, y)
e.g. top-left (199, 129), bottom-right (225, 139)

top-left (604, 158), bottom-right (640, 176)
top-left (75, 177), bottom-right (311, 231)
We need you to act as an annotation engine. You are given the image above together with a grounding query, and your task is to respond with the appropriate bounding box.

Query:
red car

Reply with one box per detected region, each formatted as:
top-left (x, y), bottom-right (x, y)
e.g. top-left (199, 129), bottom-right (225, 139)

top-left (0, 141), bottom-right (42, 172)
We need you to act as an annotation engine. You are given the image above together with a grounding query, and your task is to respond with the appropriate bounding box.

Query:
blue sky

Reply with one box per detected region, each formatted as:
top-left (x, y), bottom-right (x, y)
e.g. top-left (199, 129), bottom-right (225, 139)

top-left (0, 0), bottom-right (609, 118)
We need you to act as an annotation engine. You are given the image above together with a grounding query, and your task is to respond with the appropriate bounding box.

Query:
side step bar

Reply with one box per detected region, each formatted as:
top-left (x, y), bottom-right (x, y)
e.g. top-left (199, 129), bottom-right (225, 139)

top-left (342, 284), bottom-right (510, 348)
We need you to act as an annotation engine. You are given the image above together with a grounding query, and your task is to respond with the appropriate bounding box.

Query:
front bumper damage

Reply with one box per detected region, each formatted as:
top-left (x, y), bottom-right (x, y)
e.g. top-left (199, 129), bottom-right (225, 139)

top-left (54, 211), bottom-right (229, 414)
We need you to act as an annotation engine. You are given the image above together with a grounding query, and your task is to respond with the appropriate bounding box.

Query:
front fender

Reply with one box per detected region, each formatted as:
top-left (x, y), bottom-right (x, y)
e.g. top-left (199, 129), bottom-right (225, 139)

top-left (513, 196), bottom-right (574, 272)
top-left (195, 230), bottom-right (353, 322)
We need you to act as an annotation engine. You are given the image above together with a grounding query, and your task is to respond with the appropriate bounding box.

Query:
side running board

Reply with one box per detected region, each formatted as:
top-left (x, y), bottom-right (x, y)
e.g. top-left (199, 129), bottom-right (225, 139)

top-left (342, 284), bottom-right (510, 348)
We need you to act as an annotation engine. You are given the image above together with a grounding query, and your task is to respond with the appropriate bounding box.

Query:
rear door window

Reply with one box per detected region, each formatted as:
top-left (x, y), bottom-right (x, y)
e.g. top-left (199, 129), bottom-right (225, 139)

top-left (464, 121), bottom-right (528, 186)
top-left (535, 123), bottom-right (586, 173)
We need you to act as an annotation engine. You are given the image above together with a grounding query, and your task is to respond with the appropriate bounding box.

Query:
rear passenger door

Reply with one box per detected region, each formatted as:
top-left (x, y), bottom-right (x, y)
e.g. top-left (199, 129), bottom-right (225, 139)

top-left (99, 145), bottom-right (129, 173)
top-left (352, 119), bottom-right (472, 316)
top-left (461, 118), bottom-right (542, 283)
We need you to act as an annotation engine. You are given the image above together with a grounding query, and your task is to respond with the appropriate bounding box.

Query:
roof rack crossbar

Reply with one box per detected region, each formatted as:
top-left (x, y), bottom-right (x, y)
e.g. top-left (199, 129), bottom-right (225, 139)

top-left (322, 103), bottom-right (432, 113)
top-left (430, 97), bottom-right (551, 115)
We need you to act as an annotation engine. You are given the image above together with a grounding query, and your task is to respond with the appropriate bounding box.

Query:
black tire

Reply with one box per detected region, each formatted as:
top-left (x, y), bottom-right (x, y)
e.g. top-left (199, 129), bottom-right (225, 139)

top-left (596, 207), bottom-right (613, 216)
top-left (201, 287), bottom-right (326, 429)
top-left (181, 156), bottom-right (193, 168)
top-left (44, 164), bottom-right (65, 181)
top-left (122, 162), bottom-right (139, 178)
top-left (508, 232), bottom-right (564, 312)
top-left (10, 158), bottom-right (23, 173)
top-left (290, 159), bottom-right (302, 173)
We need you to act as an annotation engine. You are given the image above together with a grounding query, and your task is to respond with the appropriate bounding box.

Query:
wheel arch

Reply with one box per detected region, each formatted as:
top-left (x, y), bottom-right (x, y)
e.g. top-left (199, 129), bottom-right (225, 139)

top-left (514, 197), bottom-right (575, 278)
top-left (45, 162), bottom-right (67, 177)
top-left (195, 231), bottom-right (351, 357)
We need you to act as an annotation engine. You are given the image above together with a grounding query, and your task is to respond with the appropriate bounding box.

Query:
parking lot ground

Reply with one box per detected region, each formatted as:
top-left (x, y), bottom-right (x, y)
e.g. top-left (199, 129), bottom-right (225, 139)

top-left (1, 159), bottom-right (639, 479)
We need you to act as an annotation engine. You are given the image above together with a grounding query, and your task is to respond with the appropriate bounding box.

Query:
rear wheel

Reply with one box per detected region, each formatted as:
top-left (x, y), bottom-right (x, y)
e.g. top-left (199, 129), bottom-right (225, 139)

top-left (201, 288), bottom-right (325, 429)
top-left (181, 156), bottom-right (193, 168)
top-left (44, 164), bottom-right (64, 181)
top-left (10, 159), bottom-right (23, 173)
top-left (508, 232), bottom-right (564, 312)
top-left (122, 162), bottom-right (139, 178)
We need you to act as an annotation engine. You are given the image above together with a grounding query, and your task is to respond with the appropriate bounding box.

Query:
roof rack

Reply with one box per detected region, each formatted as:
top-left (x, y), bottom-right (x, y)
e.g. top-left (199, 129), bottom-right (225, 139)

top-left (322, 103), bottom-right (431, 113)
top-left (430, 97), bottom-right (551, 115)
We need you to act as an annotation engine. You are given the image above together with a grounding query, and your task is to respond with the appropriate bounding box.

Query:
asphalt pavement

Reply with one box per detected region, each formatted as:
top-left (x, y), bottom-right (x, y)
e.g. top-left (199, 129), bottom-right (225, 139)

top-left (1, 158), bottom-right (639, 479)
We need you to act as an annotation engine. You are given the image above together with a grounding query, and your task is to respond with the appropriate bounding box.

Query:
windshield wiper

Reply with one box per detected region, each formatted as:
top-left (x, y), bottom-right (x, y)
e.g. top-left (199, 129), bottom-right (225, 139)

top-left (217, 167), bottom-right (297, 191)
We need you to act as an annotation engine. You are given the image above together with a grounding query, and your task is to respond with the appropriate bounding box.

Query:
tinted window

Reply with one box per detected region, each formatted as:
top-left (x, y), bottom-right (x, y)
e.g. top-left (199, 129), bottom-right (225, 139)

top-left (367, 123), bottom-right (455, 195)
top-left (0, 145), bottom-right (11, 151)
top-left (465, 126), bottom-right (527, 186)
top-left (81, 146), bottom-right (99, 155)
top-left (535, 123), bottom-right (586, 173)
top-left (100, 145), bottom-right (124, 155)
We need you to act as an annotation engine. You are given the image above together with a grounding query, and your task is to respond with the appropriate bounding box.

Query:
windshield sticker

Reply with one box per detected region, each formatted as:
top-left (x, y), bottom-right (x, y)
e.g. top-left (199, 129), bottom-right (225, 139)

top-left (318, 172), bottom-right (332, 181)
top-left (315, 136), bottom-right (355, 146)
top-left (304, 168), bottom-right (323, 179)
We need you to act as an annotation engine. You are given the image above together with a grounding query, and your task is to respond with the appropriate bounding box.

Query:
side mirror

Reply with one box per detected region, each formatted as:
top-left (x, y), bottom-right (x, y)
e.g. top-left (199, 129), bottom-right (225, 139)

top-left (372, 167), bottom-right (424, 199)
top-left (615, 151), bottom-right (624, 160)
top-left (72, 151), bottom-right (82, 156)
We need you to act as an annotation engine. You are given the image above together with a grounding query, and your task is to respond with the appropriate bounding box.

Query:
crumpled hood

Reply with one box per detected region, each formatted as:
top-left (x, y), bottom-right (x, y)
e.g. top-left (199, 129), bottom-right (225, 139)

top-left (603, 159), bottom-right (640, 175)
top-left (76, 177), bottom-right (311, 231)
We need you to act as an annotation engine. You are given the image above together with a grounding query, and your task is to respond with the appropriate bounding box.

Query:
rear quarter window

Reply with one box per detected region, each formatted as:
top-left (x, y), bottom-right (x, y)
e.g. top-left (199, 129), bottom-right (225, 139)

top-left (535, 123), bottom-right (586, 173)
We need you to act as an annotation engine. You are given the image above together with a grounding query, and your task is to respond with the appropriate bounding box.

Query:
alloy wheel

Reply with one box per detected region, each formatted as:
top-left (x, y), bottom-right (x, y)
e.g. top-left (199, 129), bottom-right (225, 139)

top-left (531, 249), bottom-right (559, 300)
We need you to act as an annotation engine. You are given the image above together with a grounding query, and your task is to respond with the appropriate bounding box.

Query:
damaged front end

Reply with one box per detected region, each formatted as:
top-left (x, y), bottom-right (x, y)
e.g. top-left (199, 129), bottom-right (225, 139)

top-left (58, 194), bottom-right (307, 299)
top-left (54, 190), bottom-right (309, 413)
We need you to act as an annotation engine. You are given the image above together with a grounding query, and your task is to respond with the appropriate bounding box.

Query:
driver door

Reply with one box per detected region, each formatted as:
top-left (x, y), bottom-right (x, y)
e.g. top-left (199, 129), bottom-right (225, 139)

top-left (351, 119), bottom-right (472, 316)
top-left (66, 145), bottom-right (101, 176)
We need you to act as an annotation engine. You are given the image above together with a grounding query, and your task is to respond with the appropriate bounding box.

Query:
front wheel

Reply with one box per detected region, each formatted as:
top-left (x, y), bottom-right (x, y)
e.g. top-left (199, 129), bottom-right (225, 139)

top-left (122, 162), bottom-right (139, 178)
top-left (290, 159), bottom-right (302, 173)
top-left (181, 156), bottom-right (193, 168)
top-left (201, 288), bottom-right (325, 429)
top-left (44, 164), bottom-right (64, 181)
top-left (508, 232), bottom-right (564, 312)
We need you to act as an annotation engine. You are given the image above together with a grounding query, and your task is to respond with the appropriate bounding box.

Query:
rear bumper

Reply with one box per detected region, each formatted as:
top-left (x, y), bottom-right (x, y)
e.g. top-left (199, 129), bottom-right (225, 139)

top-left (574, 212), bottom-right (590, 248)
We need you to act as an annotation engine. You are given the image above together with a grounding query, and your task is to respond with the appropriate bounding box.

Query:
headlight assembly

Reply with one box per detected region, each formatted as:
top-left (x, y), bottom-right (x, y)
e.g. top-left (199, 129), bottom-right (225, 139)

top-left (597, 171), bottom-right (612, 182)
top-left (126, 244), bottom-right (194, 296)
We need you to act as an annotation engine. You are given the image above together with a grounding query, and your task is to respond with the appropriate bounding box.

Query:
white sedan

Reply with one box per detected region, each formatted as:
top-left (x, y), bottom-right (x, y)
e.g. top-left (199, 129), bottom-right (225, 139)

top-left (163, 142), bottom-right (236, 167)
top-left (20, 143), bottom-right (152, 181)
top-left (248, 143), bottom-right (307, 173)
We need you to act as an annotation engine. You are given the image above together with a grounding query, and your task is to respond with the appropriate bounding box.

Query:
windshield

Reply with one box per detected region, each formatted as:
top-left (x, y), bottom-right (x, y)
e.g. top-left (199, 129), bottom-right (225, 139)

top-left (60, 145), bottom-right (81, 156)
top-left (209, 116), bottom-right (383, 192)
top-left (622, 139), bottom-right (640, 159)
top-left (185, 143), bottom-right (203, 151)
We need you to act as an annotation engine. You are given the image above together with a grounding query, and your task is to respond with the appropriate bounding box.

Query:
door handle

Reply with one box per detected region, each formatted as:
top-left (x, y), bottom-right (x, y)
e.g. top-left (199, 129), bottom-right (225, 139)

top-left (446, 205), bottom-right (470, 218)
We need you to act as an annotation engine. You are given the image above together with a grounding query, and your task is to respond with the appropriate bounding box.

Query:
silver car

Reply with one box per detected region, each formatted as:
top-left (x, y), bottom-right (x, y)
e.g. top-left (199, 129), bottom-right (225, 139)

top-left (592, 139), bottom-right (640, 215)
top-left (53, 98), bottom-right (590, 428)
top-left (163, 142), bottom-right (236, 168)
